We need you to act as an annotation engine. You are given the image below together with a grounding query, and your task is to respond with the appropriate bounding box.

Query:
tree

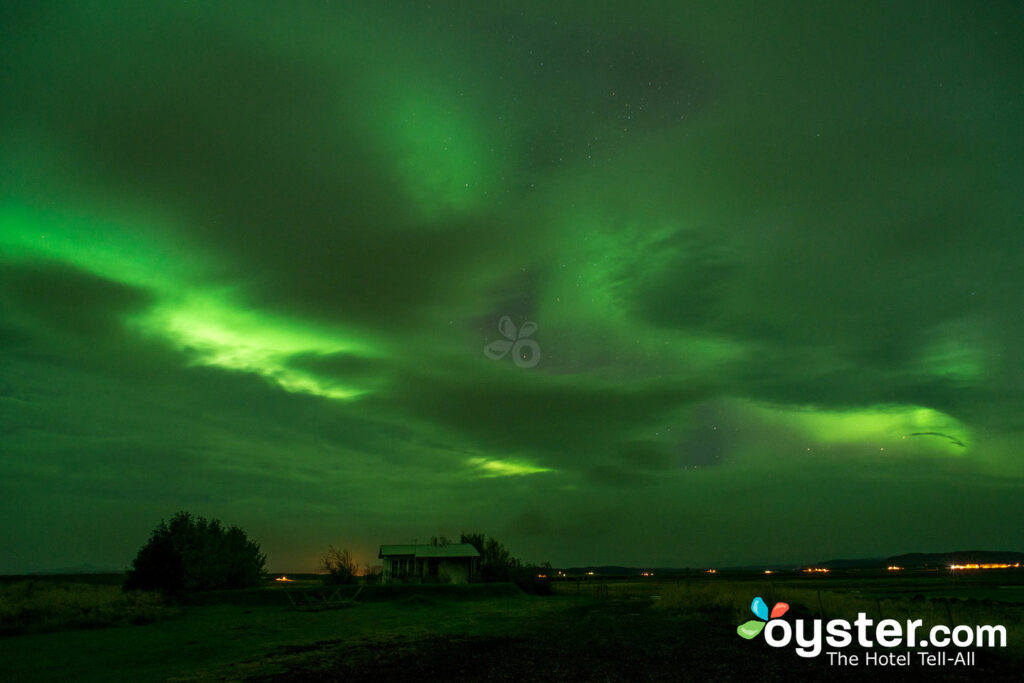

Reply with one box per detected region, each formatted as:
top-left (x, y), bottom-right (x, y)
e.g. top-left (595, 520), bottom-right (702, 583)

top-left (320, 546), bottom-right (358, 585)
top-left (460, 532), bottom-right (521, 582)
top-left (125, 511), bottom-right (266, 593)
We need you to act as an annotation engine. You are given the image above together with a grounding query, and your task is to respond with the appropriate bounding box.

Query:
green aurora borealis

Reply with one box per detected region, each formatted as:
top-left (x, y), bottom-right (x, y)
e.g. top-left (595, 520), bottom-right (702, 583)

top-left (1, 2), bottom-right (1022, 572)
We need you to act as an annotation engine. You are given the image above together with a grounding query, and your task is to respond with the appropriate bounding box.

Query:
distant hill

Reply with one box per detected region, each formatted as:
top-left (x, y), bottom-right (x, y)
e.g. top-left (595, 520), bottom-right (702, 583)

top-left (559, 550), bottom-right (1024, 575)
top-left (885, 550), bottom-right (1024, 568)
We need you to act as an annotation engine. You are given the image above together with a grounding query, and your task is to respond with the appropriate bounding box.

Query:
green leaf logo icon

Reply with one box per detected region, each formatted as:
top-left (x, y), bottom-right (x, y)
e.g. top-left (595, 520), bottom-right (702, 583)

top-left (737, 619), bottom-right (766, 640)
top-left (737, 596), bottom-right (788, 640)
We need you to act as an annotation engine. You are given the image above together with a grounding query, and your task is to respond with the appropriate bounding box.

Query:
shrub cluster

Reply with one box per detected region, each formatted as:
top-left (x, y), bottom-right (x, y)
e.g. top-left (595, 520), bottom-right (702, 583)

top-left (125, 511), bottom-right (266, 593)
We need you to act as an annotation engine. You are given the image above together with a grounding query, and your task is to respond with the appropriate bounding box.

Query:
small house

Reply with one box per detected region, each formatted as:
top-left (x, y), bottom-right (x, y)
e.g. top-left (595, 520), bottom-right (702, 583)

top-left (378, 543), bottom-right (480, 584)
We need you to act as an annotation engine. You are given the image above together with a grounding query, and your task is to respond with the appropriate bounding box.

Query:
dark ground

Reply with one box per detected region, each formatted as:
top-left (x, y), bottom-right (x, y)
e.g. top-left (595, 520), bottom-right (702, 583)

top-left (245, 599), bottom-right (1014, 682)
top-left (2, 576), bottom-right (1018, 681)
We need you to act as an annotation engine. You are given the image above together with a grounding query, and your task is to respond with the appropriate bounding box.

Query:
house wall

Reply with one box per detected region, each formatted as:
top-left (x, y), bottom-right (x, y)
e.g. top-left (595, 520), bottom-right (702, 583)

top-left (382, 556), bottom-right (415, 584)
top-left (441, 558), bottom-right (469, 584)
top-left (381, 556), bottom-right (475, 584)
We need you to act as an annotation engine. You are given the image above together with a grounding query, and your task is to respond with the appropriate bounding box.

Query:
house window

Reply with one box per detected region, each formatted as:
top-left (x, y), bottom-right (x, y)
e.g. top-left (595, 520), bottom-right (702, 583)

top-left (392, 557), bottom-right (413, 579)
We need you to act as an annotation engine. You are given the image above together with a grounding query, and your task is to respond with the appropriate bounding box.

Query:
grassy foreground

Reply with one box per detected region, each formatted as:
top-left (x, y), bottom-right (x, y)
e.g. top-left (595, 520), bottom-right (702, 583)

top-left (0, 578), bottom-right (173, 635)
top-left (1, 573), bottom-right (1021, 681)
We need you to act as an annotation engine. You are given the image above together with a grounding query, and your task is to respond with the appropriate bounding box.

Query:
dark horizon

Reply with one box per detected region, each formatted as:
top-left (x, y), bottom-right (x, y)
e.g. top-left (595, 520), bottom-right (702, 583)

top-left (12, 546), bottom-right (1024, 578)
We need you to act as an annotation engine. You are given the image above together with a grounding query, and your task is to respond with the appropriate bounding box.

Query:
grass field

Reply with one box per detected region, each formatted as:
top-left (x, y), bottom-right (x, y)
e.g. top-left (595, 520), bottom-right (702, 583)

top-left (0, 578), bottom-right (174, 636)
top-left (1, 570), bottom-right (1021, 681)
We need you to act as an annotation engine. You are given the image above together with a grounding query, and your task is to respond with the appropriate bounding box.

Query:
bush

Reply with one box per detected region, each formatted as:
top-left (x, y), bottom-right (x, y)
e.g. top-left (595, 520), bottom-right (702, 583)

top-left (320, 546), bottom-right (358, 585)
top-left (125, 511), bottom-right (266, 593)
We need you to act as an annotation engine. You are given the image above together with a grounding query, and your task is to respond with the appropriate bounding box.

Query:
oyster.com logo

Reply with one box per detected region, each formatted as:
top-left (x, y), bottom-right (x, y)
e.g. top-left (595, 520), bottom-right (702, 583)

top-left (735, 593), bottom-right (1006, 663)
top-left (484, 316), bottom-right (540, 368)
top-left (737, 596), bottom-right (789, 640)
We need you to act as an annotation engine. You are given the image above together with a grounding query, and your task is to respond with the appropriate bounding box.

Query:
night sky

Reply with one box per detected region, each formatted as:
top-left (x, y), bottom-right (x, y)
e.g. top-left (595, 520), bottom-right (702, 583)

top-left (2, 2), bottom-right (1022, 573)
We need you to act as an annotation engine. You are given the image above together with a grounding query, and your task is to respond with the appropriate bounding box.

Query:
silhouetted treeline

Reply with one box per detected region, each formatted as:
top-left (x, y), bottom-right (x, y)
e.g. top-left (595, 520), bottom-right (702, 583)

top-left (125, 511), bottom-right (266, 593)
top-left (459, 532), bottom-right (552, 594)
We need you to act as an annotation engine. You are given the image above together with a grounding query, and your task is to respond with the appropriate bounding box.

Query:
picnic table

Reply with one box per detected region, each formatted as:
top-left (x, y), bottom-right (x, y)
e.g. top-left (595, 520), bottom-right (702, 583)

top-left (284, 585), bottom-right (362, 610)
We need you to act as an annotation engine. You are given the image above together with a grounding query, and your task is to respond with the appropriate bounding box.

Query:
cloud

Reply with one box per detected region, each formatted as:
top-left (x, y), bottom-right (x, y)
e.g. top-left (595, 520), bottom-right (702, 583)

top-left (465, 457), bottom-right (553, 478)
top-left (1, 0), bottom-right (1022, 572)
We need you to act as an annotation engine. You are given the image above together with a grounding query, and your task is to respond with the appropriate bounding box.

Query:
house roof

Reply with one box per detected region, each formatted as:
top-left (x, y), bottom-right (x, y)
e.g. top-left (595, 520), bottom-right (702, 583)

top-left (378, 543), bottom-right (481, 559)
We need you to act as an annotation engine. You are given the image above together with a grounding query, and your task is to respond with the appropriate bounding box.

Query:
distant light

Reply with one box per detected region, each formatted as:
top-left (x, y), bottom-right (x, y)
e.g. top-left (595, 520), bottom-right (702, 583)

top-left (949, 563), bottom-right (1017, 570)
top-left (886, 566), bottom-right (903, 571)
top-left (537, 574), bottom-right (547, 578)
top-left (802, 568), bottom-right (830, 573)
top-left (274, 575), bottom-right (294, 582)
top-left (705, 569), bottom-right (717, 574)
top-left (764, 570), bottom-right (773, 575)
top-left (586, 571), bottom-right (595, 575)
